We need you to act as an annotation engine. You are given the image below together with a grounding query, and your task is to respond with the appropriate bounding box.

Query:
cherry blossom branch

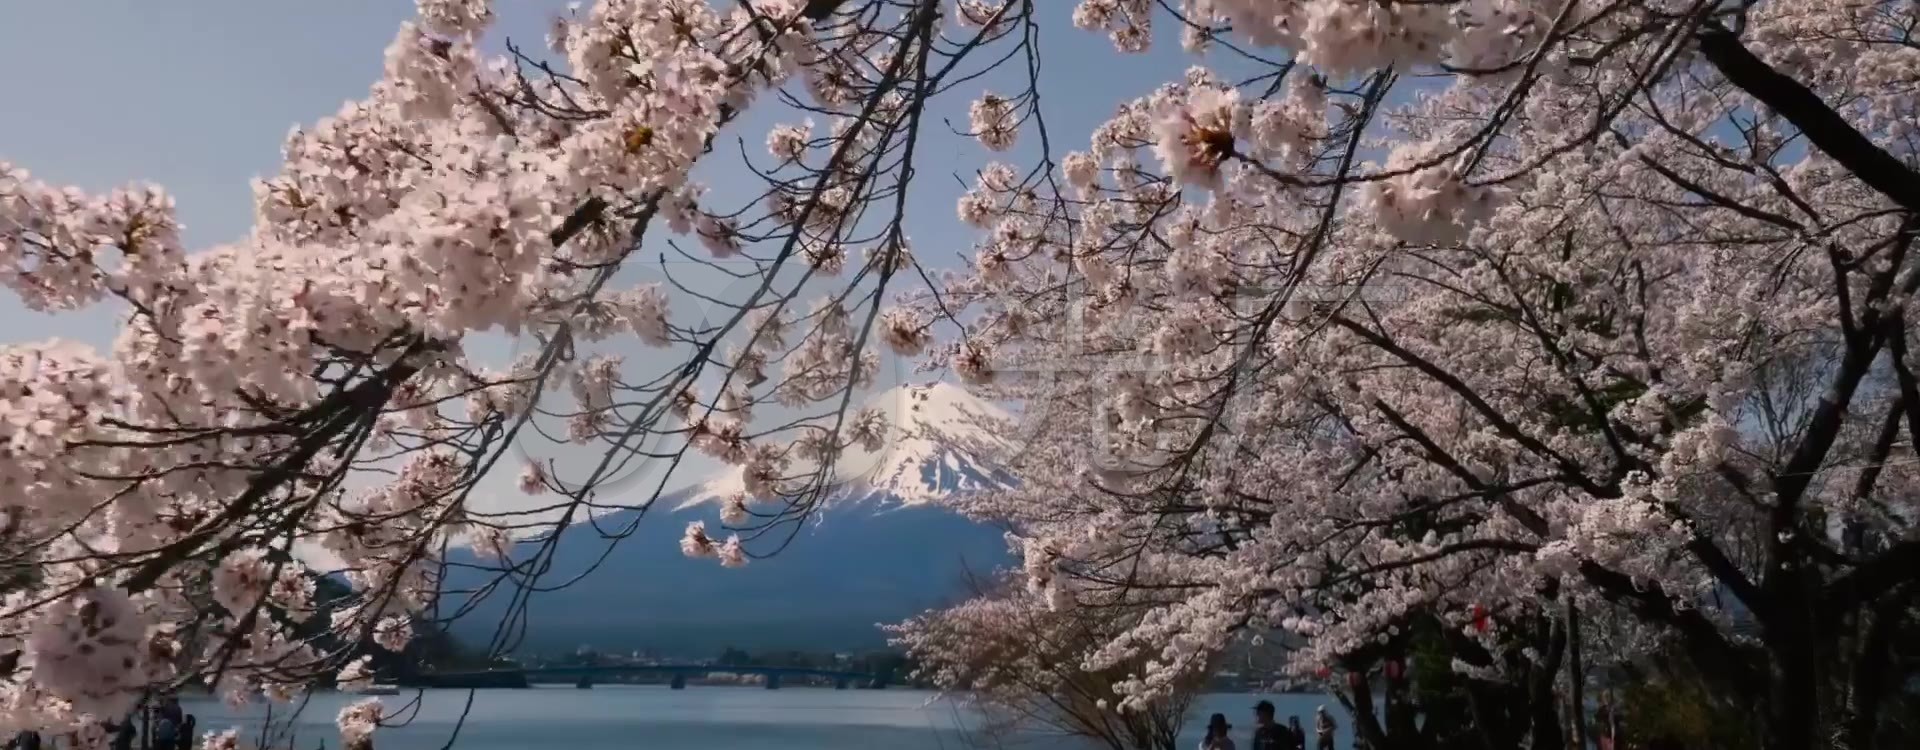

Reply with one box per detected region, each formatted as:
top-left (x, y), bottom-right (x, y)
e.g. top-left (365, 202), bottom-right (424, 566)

top-left (1696, 21), bottom-right (1920, 213)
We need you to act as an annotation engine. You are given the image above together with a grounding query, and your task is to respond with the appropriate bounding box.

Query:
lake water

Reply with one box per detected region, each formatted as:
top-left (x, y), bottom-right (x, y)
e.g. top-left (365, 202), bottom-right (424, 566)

top-left (185, 686), bottom-right (1354, 749)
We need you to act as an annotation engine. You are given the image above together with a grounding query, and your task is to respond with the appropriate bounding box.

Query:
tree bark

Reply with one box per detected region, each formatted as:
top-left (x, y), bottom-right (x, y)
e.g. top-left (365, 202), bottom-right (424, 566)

top-left (1841, 591), bottom-right (1910, 749)
top-left (1763, 580), bottom-right (1820, 750)
top-left (1528, 616), bottom-right (1568, 750)
top-left (1568, 603), bottom-right (1588, 750)
top-left (1385, 664), bottom-right (1419, 749)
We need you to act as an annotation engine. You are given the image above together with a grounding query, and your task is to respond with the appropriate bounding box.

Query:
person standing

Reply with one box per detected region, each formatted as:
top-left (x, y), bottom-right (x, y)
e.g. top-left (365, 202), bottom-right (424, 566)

top-left (1250, 701), bottom-right (1289, 750)
top-left (153, 713), bottom-right (179, 750)
top-left (1314, 706), bottom-right (1337, 750)
top-left (1288, 717), bottom-right (1307, 750)
top-left (1202, 713), bottom-right (1238, 750)
top-left (156, 696), bottom-right (184, 727)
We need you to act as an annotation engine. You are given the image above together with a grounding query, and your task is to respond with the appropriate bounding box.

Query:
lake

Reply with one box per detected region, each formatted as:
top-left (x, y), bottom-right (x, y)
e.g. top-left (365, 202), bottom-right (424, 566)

top-left (184, 686), bottom-right (1354, 749)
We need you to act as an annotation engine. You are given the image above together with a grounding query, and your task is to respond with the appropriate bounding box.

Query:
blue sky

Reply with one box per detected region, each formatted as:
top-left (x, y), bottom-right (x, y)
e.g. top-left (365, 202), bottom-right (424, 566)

top-left (0, 1), bottom-right (1198, 261)
top-left (0, 0), bottom-right (1209, 353)
top-left (0, 1), bottom-right (1241, 522)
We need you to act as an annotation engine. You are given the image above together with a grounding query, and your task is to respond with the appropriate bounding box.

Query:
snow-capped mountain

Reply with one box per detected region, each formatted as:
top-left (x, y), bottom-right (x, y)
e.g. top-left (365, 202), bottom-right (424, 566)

top-left (671, 381), bottom-right (1018, 511)
top-left (445, 382), bottom-right (1018, 656)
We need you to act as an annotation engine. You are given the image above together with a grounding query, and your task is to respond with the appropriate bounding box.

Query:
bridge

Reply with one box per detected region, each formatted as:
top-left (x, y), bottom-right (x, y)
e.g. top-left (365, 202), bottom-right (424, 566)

top-left (410, 664), bottom-right (890, 691)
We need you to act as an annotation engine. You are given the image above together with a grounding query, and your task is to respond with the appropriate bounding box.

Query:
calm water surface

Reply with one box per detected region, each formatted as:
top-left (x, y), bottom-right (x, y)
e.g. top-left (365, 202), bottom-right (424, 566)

top-left (187, 687), bottom-right (1353, 750)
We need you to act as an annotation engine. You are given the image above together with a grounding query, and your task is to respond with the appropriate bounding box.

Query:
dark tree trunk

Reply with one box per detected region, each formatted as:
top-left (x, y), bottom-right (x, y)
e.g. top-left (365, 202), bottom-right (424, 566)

top-left (1842, 591), bottom-right (1910, 750)
top-left (1568, 603), bottom-right (1587, 750)
top-left (1349, 673), bottom-right (1391, 750)
top-left (1527, 615), bottom-right (1567, 750)
top-left (1385, 666), bottom-right (1420, 748)
top-left (1762, 577), bottom-right (1820, 750)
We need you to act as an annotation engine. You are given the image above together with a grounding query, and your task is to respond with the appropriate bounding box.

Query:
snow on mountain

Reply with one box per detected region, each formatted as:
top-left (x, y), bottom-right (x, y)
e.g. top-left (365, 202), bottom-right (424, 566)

top-left (441, 382), bottom-right (1020, 655)
top-left (443, 381), bottom-right (1019, 655)
top-left (672, 381), bottom-right (1017, 511)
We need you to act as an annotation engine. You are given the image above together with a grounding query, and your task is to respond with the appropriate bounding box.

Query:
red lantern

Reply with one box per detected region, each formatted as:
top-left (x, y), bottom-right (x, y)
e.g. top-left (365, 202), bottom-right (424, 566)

top-left (1316, 666), bottom-right (1332, 679)
top-left (1346, 671), bottom-right (1363, 689)
top-left (1385, 659), bottom-right (1404, 682)
top-left (1472, 604), bottom-right (1490, 633)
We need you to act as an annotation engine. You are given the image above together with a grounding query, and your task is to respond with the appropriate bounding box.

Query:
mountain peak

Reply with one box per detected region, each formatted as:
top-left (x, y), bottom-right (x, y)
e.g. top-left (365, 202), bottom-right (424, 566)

top-left (448, 383), bottom-right (1018, 655)
top-left (676, 381), bottom-right (1014, 511)
top-left (878, 380), bottom-right (1011, 438)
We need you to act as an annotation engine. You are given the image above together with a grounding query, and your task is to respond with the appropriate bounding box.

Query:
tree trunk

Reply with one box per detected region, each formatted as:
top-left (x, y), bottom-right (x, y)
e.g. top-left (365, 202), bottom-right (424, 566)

top-left (1346, 673), bottom-right (1392, 750)
top-left (1528, 616), bottom-right (1567, 750)
top-left (1386, 669), bottom-right (1419, 748)
top-left (1569, 603), bottom-right (1587, 750)
top-left (1764, 599), bottom-right (1819, 750)
top-left (1840, 591), bottom-right (1909, 750)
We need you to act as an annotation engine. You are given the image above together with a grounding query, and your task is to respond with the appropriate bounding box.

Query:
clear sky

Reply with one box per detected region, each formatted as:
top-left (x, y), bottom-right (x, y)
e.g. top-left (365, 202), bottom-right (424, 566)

top-left (0, 1), bottom-right (1232, 524)
top-left (0, 1), bottom-right (1203, 259)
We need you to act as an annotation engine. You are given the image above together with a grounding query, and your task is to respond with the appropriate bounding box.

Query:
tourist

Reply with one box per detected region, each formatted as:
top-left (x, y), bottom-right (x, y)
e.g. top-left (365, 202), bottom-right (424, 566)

top-left (1250, 701), bottom-right (1288, 750)
top-left (1201, 713), bottom-right (1237, 750)
top-left (1288, 716), bottom-right (1307, 750)
top-left (153, 712), bottom-right (180, 750)
top-left (157, 696), bottom-right (184, 726)
top-left (179, 714), bottom-right (198, 750)
top-left (8, 729), bottom-right (40, 750)
top-left (1314, 706), bottom-right (1336, 750)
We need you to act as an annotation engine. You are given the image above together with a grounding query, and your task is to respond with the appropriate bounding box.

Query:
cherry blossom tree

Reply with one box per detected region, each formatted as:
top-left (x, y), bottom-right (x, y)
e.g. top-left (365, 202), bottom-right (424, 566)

top-left (889, 572), bottom-right (1205, 750)
top-left (0, 0), bottom-right (1023, 745)
top-left (7, 1), bottom-right (1920, 749)
top-left (888, 2), bottom-right (1920, 750)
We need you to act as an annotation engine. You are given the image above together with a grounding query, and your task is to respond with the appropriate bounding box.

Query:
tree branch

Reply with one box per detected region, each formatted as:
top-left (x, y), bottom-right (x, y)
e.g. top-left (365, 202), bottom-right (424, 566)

top-left (1577, 561), bottom-right (1761, 692)
top-left (1824, 541), bottom-right (1920, 614)
top-left (801, 0), bottom-right (852, 21)
top-left (1696, 23), bottom-right (1920, 213)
